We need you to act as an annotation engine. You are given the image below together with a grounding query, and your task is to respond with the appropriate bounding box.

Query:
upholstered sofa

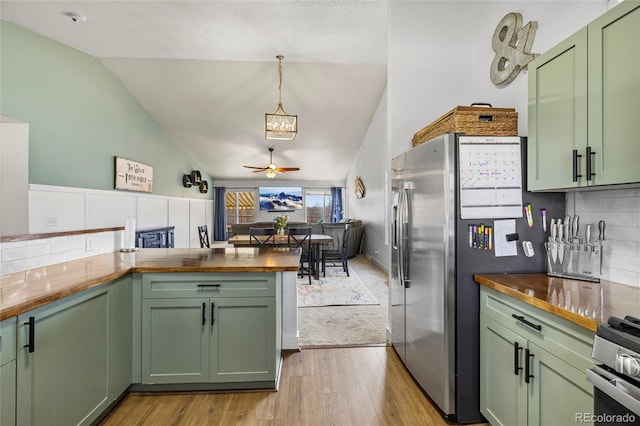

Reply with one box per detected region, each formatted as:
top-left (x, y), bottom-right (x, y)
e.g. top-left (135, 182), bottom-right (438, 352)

top-left (320, 219), bottom-right (364, 258)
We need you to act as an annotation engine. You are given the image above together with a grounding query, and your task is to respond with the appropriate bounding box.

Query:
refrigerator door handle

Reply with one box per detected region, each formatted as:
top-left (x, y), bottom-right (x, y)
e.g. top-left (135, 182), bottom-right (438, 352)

top-left (401, 184), bottom-right (413, 287)
top-left (397, 186), bottom-right (406, 287)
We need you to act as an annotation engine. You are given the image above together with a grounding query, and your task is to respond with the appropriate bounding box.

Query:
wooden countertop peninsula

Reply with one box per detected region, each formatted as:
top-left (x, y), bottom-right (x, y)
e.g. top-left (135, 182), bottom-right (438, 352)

top-left (0, 247), bottom-right (300, 321)
top-left (474, 273), bottom-right (640, 332)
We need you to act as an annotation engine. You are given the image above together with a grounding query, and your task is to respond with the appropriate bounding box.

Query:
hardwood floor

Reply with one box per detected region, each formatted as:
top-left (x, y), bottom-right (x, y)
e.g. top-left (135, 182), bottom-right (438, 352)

top-left (101, 346), bottom-right (481, 426)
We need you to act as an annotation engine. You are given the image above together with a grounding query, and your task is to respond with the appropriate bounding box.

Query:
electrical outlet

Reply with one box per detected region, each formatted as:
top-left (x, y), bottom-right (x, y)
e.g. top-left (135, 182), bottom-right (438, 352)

top-left (45, 217), bottom-right (57, 227)
top-left (374, 249), bottom-right (379, 255)
top-left (86, 237), bottom-right (94, 252)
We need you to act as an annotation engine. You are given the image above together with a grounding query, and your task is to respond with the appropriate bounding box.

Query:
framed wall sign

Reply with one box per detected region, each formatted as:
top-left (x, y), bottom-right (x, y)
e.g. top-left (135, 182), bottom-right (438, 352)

top-left (114, 156), bottom-right (154, 193)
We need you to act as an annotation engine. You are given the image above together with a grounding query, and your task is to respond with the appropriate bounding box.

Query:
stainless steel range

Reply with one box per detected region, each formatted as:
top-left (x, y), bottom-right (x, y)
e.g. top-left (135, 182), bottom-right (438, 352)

top-left (587, 316), bottom-right (640, 425)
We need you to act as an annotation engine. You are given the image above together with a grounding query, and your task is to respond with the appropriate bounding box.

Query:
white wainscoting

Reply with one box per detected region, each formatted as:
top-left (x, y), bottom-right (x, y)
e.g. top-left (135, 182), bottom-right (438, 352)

top-left (1, 184), bottom-right (213, 275)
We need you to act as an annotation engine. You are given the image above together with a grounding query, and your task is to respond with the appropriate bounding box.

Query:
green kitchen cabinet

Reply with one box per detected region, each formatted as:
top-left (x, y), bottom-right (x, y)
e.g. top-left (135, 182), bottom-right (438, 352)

top-left (141, 298), bottom-right (210, 384)
top-left (479, 286), bottom-right (595, 426)
top-left (1, 317), bottom-right (17, 426)
top-left (16, 277), bottom-right (132, 426)
top-left (139, 273), bottom-right (279, 387)
top-left (528, 2), bottom-right (640, 190)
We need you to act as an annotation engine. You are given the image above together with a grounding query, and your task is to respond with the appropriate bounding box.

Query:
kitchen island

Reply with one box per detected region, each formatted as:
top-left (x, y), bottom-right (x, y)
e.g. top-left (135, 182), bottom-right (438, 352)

top-left (0, 247), bottom-right (301, 426)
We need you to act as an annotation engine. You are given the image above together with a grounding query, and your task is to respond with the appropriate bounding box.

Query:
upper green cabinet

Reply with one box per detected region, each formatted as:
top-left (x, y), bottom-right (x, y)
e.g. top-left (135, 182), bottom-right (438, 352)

top-left (528, 2), bottom-right (640, 190)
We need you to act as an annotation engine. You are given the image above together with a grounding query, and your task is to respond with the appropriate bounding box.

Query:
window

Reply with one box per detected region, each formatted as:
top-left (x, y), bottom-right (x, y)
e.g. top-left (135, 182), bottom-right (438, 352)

top-left (305, 190), bottom-right (332, 223)
top-left (225, 191), bottom-right (255, 224)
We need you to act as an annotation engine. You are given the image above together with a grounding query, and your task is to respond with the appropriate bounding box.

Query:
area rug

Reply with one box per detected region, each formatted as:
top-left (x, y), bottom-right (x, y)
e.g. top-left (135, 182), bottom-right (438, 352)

top-left (297, 256), bottom-right (388, 347)
top-left (297, 267), bottom-right (379, 307)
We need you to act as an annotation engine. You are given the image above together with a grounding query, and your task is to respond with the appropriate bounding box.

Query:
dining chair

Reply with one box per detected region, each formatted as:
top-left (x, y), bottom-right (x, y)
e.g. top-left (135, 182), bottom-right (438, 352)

top-left (287, 226), bottom-right (312, 284)
top-left (198, 225), bottom-right (210, 248)
top-left (321, 224), bottom-right (350, 277)
top-left (249, 227), bottom-right (276, 248)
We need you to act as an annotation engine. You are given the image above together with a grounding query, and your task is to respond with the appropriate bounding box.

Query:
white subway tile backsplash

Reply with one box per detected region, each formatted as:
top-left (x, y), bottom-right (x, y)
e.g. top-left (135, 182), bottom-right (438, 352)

top-left (606, 253), bottom-right (640, 273)
top-left (602, 197), bottom-right (640, 212)
top-left (601, 267), bottom-right (639, 289)
top-left (570, 188), bottom-right (640, 287)
top-left (575, 197), bottom-right (602, 211)
top-left (606, 226), bottom-right (640, 243)
top-left (1, 243), bottom-right (50, 262)
top-left (606, 240), bottom-right (638, 257)
top-left (49, 237), bottom-right (85, 254)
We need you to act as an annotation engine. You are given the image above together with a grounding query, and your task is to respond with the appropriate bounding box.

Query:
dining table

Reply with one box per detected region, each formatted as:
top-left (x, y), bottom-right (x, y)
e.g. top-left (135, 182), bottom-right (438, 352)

top-left (227, 233), bottom-right (332, 280)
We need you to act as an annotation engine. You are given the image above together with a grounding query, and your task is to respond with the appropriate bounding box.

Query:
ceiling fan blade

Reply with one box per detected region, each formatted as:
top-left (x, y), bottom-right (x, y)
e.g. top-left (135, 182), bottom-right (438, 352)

top-left (275, 167), bottom-right (300, 172)
top-left (243, 165), bottom-right (268, 171)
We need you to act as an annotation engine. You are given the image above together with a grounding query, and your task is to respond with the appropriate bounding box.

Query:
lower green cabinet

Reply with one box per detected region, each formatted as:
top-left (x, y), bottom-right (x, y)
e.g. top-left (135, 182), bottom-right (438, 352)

top-left (15, 277), bottom-right (131, 426)
top-left (138, 272), bottom-right (280, 388)
top-left (1, 360), bottom-right (17, 426)
top-left (479, 287), bottom-right (595, 426)
top-left (1, 317), bottom-right (17, 426)
top-left (212, 297), bottom-right (276, 383)
top-left (142, 298), bottom-right (210, 384)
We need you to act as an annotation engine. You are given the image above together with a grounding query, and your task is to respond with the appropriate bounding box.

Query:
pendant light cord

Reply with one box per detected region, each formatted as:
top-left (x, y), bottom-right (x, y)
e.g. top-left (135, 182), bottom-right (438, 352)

top-left (277, 55), bottom-right (284, 105)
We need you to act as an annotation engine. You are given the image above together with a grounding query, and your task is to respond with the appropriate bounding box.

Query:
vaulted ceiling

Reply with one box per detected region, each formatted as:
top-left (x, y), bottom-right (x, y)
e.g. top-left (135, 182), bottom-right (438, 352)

top-left (0, 1), bottom-right (388, 182)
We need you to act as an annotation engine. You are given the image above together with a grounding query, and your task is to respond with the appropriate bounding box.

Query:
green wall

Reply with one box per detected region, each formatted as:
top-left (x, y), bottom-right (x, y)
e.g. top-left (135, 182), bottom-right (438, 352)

top-left (0, 21), bottom-right (211, 198)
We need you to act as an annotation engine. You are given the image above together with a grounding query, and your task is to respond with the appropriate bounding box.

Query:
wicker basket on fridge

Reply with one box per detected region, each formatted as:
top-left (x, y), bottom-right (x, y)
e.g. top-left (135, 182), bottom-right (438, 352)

top-left (412, 103), bottom-right (518, 147)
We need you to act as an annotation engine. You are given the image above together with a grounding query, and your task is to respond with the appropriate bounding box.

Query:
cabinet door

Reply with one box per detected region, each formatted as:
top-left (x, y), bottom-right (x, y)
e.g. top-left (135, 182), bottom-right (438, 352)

top-left (16, 288), bottom-right (110, 426)
top-left (479, 314), bottom-right (528, 426)
top-left (211, 297), bottom-right (277, 383)
top-left (141, 298), bottom-right (209, 384)
top-left (1, 360), bottom-right (16, 426)
top-left (588, 2), bottom-right (640, 186)
top-left (527, 341), bottom-right (594, 426)
top-left (527, 27), bottom-right (588, 191)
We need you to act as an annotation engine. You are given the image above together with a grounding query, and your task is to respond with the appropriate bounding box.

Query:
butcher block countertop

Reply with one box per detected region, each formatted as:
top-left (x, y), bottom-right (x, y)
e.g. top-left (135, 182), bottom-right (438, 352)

top-left (474, 273), bottom-right (640, 332)
top-left (0, 247), bottom-right (300, 321)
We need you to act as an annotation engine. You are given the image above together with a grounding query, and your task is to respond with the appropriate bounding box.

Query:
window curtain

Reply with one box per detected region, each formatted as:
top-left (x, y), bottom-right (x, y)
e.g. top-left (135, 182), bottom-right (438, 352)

top-left (330, 187), bottom-right (343, 222)
top-left (214, 187), bottom-right (227, 241)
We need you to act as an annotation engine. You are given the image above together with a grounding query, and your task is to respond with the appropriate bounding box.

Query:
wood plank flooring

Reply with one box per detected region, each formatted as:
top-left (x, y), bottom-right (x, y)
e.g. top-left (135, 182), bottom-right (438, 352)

top-left (101, 346), bottom-right (483, 426)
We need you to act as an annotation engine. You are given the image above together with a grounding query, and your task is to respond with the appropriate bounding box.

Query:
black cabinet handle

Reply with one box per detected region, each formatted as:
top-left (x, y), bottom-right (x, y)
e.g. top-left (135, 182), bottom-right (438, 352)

top-left (197, 284), bottom-right (221, 290)
top-left (24, 316), bottom-right (35, 353)
top-left (211, 302), bottom-right (215, 326)
top-left (512, 314), bottom-right (542, 331)
top-left (586, 146), bottom-right (596, 181)
top-left (572, 149), bottom-right (582, 182)
top-left (525, 349), bottom-right (535, 384)
top-left (202, 302), bottom-right (206, 326)
top-left (514, 342), bottom-right (523, 376)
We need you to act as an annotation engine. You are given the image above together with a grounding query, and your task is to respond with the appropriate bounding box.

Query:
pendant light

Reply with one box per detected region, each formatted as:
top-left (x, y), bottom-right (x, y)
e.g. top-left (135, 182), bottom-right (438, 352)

top-left (265, 55), bottom-right (297, 141)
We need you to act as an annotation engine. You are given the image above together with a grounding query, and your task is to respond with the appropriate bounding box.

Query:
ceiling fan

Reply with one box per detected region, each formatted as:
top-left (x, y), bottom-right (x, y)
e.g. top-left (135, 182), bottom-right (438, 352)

top-left (243, 147), bottom-right (299, 178)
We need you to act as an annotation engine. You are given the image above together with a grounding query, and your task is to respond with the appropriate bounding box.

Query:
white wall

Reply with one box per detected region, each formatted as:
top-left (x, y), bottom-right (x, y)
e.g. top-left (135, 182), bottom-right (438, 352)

top-left (0, 184), bottom-right (213, 274)
top-left (368, 1), bottom-right (606, 272)
top-left (346, 89), bottom-right (390, 271)
top-left (388, 1), bottom-right (606, 159)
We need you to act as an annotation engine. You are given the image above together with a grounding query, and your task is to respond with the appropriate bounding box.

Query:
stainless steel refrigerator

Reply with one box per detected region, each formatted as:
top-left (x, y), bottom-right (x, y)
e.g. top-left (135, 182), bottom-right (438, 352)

top-left (390, 133), bottom-right (564, 423)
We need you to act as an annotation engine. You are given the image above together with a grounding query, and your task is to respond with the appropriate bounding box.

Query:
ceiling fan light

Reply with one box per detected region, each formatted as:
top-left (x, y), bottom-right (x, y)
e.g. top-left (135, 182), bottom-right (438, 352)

top-left (265, 170), bottom-right (277, 179)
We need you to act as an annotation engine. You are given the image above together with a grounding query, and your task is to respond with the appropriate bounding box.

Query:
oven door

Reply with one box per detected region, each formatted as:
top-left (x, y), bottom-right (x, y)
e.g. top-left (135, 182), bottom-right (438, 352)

top-left (587, 365), bottom-right (640, 425)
